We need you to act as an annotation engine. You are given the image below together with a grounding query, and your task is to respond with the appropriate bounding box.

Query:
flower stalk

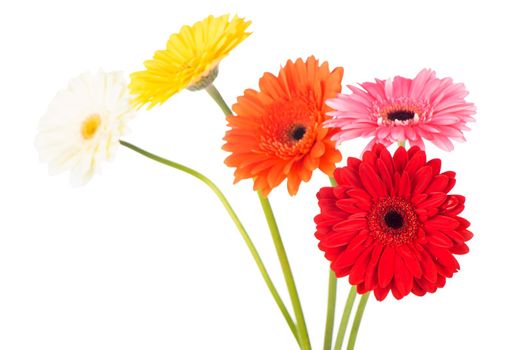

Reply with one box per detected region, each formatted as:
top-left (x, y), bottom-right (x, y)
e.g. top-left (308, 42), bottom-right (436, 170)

top-left (323, 270), bottom-right (338, 350)
top-left (333, 286), bottom-right (357, 350)
top-left (208, 83), bottom-right (310, 348)
top-left (347, 292), bottom-right (370, 350)
top-left (206, 83), bottom-right (233, 116)
top-left (323, 175), bottom-right (339, 350)
top-left (258, 192), bottom-right (311, 350)
top-left (119, 140), bottom-right (299, 344)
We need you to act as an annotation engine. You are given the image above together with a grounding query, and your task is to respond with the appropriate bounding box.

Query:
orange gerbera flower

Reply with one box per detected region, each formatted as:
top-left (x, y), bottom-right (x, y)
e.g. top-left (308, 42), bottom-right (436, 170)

top-left (223, 56), bottom-right (343, 196)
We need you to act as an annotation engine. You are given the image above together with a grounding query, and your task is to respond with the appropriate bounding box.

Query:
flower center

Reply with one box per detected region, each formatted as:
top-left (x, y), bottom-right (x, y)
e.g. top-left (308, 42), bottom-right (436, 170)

top-left (368, 197), bottom-right (419, 246)
top-left (374, 99), bottom-right (432, 126)
top-left (81, 114), bottom-right (101, 140)
top-left (384, 210), bottom-right (404, 229)
top-left (290, 124), bottom-right (307, 141)
top-left (387, 110), bottom-right (415, 121)
top-left (259, 100), bottom-right (316, 158)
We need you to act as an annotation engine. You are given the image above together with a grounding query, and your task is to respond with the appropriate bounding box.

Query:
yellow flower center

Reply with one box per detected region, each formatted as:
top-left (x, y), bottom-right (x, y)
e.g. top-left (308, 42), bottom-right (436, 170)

top-left (81, 114), bottom-right (101, 140)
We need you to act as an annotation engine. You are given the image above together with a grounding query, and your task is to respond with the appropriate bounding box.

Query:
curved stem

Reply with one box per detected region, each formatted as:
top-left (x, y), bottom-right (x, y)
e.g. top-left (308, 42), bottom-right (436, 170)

top-left (322, 270), bottom-right (338, 350)
top-left (333, 286), bottom-right (357, 350)
top-left (205, 83), bottom-right (306, 347)
top-left (206, 83), bottom-right (233, 115)
top-left (257, 192), bottom-right (311, 350)
top-left (347, 292), bottom-right (370, 350)
top-left (119, 140), bottom-right (298, 344)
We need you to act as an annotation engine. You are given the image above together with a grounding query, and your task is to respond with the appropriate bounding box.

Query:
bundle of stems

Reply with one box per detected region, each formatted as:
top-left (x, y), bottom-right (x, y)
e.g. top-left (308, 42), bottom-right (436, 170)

top-left (120, 83), bottom-right (370, 350)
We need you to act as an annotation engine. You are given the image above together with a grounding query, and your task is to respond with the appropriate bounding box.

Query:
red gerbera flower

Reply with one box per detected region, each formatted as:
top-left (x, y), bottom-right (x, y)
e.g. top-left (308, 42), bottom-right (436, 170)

top-left (314, 144), bottom-right (472, 300)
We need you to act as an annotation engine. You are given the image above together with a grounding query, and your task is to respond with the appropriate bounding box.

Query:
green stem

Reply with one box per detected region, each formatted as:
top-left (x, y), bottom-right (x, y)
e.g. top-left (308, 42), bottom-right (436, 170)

top-left (257, 192), bottom-right (311, 350)
top-left (333, 286), bottom-right (357, 350)
top-left (346, 292), bottom-right (370, 350)
top-left (323, 270), bottom-right (338, 350)
top-left (205, 83), bottom-right (305, 347)
top-left (323, 175), bottom-right (338, 350)
top-left (119, 140), bottom-right (299, 344)
top-left (206, 83), bottom-right (233, 115)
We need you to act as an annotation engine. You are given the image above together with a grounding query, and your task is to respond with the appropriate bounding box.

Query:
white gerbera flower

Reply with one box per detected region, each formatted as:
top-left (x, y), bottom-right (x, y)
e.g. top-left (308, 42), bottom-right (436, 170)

top-left (36, 71), bottom-right (135, 185)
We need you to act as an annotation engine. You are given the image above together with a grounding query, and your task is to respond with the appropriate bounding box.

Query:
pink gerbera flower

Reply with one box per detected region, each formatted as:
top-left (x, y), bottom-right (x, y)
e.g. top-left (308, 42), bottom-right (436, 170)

top-left (325, 69), bottom-right (476, 151)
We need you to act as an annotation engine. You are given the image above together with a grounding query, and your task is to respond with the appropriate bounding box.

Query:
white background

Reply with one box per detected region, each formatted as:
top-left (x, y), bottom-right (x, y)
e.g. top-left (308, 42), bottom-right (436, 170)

top-left (1, 0), bottom-right (522, 349)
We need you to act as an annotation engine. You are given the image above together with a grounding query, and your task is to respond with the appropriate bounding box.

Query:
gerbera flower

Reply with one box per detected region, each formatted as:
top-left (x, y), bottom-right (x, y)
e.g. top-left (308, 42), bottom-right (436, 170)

top-left (325, 69), bottom-right (476, 151)
top-left (35, 71), bottom-right (135, 185)
top-left (223, 56), bottom-right (343, 196)
top-left (130, 14), bottom-right (251, 108)
top-left (314, 144), bottom-right (472, 300)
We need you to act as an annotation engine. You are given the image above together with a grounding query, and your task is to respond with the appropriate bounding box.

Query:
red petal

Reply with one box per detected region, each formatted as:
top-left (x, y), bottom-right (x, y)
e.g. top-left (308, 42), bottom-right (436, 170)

top-left (333, 215), bottom-right (368, 232)
top-left (347, 189), bottom-right (372, 211)
top-left (411, 193), bottom-right (428, 206)
top-left (379, 146), bottom-right (395, 173)
top-left (412, 166), bottom-right (433, 195)
top-left (404, 150), bottom-right (426, 177)
top-left (419, 249), bottom-right (438, 283)
top-left (378, 246), bottom-right (395, 288)
top-left (416, 276), bottom-right (438, 293)
top-left (427, 158), bottom-right (441, 175)
top-left (417, 192), bottom-right (447, 210)
top-left (450, 243), bottom-right (470, 254)
top-left (357, 283), bottom-right (368, 294)
top-left (362, 148), bottom-right (378, 167)
top-left (391, 283), bottom-right (404, 300)
top-left (393, 146), bottom-right (408, 172)
top-left (365, 244), bottom-right (383, 290)
top-left (392, 172), bottom-right (401, 196)
top-left (412, 280), bottom-right (427, 296)
top-left (460, 229), bottom-right (473, 241)
top-left (349, 245), bottom-right (374, 285)
top-left (336, 199), bottom-right (363, 214)
top-left (456, 217), bottom-right (471, 229)
top-left (398, 172), bottom-right (412, 198)
top-left (425, 215), bottom-right (460, 230)
top-left (317, 187), bottom-right (334, 200)
top-left (334, 166), bottom-right (361, 188)
top-left (374, 287), bottom-right (390, 301)
top-left (441, 171), bottom-right (457, 192)
top-left (331, 233), bottom-right (369, 271)
top-left (426, 245), bottom-right (460, 276)
top-left (427, 231), bottom-right (454, 248)
top-left (333, 186), bottom-right (348, 199)
top-left (359, 163), bottom-right (387, 198)
top-left (394, 253), bottom-right (413, 297)
top-left (444, 229), bottom-right (467, 244)
top-left (407, 146), bottom-right (422, 158)
top-left (376, 158), bottom-right (394, 194)
top-left (398, 245), bottom-right (422, 278)
top-left (442, 195), bottom-right (465, 216)
top-left (426, 175), bottom-right (450, 193)
top-left (436, 275), bottom-right (447, 288)
top-left (319, 230), bottom-right (359, 249)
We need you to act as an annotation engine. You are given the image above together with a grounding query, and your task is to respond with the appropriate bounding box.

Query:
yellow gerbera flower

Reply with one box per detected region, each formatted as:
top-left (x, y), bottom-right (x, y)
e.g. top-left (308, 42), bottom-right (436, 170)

top-left (130, 14), bottom-right (251, 109)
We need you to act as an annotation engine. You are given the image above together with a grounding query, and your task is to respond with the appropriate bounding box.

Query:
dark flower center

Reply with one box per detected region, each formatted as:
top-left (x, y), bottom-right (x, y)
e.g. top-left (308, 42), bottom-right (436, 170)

top-left (388, 110), bottom-right (415, 121)
top-left (368, 197), bottom-right (419, 246)
top-left (384, 210), bottom-right (404, 229)
top-left (290, 124), bottom-right (307, 141)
